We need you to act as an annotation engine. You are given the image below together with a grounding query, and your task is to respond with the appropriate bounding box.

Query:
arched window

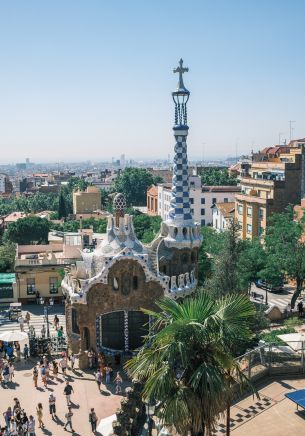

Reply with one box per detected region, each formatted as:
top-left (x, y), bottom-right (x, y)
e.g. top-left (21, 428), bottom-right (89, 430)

top-left (133, 276), bottom-right (138, 290)
top-left (183, 227), bottom-right (187, 239)
top-left (182, 253), bottom-right (188, 264)
top-left (191, 251), bottom-right (196, 262)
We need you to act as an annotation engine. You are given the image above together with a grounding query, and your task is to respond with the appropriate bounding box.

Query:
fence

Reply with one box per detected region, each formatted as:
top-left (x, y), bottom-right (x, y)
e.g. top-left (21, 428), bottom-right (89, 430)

top-left (236, 341), bottom-right (305, 383)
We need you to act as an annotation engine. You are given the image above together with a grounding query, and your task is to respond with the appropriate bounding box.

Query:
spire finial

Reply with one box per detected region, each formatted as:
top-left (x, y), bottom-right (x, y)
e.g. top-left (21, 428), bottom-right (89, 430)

top-left (173, 58), bottom-right (189, 93)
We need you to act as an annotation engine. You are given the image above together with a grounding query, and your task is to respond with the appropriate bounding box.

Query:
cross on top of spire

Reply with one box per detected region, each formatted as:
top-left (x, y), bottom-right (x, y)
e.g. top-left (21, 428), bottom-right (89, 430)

top-left (173, 58), bottom-right (189, 94)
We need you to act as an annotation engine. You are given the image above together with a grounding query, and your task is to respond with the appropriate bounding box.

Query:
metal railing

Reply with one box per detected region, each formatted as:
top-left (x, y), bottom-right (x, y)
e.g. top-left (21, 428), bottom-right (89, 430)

top-left (236, 341), bottom-right (305, 382)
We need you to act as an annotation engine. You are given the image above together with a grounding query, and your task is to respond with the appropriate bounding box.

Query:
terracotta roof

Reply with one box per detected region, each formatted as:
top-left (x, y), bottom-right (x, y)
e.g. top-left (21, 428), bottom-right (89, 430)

top-left (212, 202), bottom-right (235, 218)
top-left (147, 185), bottom-right (158, 196)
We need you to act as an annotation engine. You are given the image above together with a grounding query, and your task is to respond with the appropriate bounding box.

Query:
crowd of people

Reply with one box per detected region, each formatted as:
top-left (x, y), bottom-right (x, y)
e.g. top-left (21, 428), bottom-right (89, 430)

top-left (0, 352), bottom-right (100, 435)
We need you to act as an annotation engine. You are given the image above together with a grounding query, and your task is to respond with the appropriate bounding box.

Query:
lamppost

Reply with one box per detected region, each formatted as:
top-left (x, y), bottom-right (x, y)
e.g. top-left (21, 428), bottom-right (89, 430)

top-left (144, 402), bottom-right (156, 436)
top-left (44, 300), bottom-right (50, 339)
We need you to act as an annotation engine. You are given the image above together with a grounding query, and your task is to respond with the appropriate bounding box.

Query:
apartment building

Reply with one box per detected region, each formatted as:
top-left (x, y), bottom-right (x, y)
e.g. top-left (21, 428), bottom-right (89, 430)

top-left (147, 185), bottom-right (158, 216)
top-left (157, 176), bottom-right (240, 225)
top-left (235, 140), bottom-right (305, 240)
top-left (212, 202), bottom-right (235, 231)
top-left (0, 173), bottom-right (13, 195)
top-left (73, 186), bottom-right (102, 214)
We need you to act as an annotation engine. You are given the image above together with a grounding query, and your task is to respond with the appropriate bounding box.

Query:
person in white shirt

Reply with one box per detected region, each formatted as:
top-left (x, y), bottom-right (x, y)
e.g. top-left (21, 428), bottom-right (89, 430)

top-left (18, 316), bottom-right (24, 332)
top-left (28, 415), bottom-right (35, 436)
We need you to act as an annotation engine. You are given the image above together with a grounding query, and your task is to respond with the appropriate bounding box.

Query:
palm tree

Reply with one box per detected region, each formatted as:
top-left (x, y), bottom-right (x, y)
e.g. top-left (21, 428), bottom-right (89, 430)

top-left (125, 292), bottom-right (256, 435)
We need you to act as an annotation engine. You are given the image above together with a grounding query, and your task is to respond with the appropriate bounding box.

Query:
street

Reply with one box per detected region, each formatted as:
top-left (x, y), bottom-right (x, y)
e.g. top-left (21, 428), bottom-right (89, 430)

top-left (250, 283), bottom-right (294, 311)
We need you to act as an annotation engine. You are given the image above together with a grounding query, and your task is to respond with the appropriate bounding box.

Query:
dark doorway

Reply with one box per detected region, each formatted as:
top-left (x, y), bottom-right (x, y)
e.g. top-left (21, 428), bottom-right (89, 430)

top-left (128, 311), bottom-right (149, 350)
top-left (101, 311), bottom-right (125, 350)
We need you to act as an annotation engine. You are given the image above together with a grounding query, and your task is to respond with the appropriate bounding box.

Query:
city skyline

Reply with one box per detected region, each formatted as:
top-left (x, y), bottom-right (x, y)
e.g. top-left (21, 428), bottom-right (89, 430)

top-left (1, 1), bottom-right (305, 163)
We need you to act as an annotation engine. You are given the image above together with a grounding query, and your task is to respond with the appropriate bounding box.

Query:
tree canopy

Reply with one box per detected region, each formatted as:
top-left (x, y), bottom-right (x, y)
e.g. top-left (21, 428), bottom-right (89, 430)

top-left (114, 168), bottom-right (162, 206)
top-left (0, 242), bottom-right (16, 272)
top-left (125, 293), bottom-right (255, 435)
top-left (201, 168), bottom-right (237, 186)
top-left (4, 217), bottom-right (50, 245)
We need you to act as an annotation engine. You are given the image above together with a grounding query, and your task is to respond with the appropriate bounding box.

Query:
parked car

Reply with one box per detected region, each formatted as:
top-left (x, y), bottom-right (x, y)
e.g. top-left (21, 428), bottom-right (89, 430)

top-left (254, 279), bottom-right (284, 293)
top-left (8, 302), bottom-right (22, 321)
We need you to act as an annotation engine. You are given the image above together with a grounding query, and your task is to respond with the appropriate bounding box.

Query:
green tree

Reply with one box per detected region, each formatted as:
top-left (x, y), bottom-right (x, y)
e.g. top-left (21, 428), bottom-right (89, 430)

top-left (0, 242), bottom-right (16, 272)
top-left (58, 189), bottom-right (68, 219)
top-left (201, 168), bottom-right (237, 186)
top-left (4, 217), bottom-right (50, 245)
top-left (125, 293), bottom-right (255, 435)
top-left (264, 207), bottom-right (305, 308)
top-left (114, 168), bottom-right (162, 206)
top-left (205, 221), bottom-right (244, 298)
top-left (238, 238), bottom-right (266, 293)
top-left (67, 177), bottom-right (89, 192)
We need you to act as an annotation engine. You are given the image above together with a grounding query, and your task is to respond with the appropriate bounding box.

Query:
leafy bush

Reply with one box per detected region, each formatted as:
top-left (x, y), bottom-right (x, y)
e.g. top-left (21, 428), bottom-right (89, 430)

top-left (284, 317), bottom-right (303, 328)
top-left (258, 327), bottom-right (295, 344)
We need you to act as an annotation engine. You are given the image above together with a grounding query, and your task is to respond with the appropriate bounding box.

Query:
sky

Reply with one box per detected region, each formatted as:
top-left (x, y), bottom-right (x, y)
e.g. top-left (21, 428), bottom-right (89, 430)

top-left (1, 0), bottom-right (305, 163)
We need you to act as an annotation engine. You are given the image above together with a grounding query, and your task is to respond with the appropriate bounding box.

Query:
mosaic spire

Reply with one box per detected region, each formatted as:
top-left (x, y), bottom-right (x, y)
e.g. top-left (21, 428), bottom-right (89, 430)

top-left (168, 59), bottom-right (192, 225)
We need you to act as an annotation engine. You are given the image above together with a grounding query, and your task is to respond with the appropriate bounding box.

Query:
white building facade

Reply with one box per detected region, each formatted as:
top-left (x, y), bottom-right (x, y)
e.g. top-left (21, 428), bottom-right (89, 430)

top-left (158, 176), bottom-right (240, 226)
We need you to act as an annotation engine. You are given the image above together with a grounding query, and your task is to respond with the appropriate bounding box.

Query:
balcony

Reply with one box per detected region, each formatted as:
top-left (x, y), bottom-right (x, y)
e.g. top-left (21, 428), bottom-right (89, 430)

top-left (15, 257), bottom-right (74, 268)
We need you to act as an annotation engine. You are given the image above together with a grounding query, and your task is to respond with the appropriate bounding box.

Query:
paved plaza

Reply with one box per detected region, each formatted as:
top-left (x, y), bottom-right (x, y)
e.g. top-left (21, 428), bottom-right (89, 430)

top-left (213, 377), bottom-right (305, 436)
top-left (0, 356), bottom-right (130, 435)
top-left (0, 305), bottom-right (130, 435)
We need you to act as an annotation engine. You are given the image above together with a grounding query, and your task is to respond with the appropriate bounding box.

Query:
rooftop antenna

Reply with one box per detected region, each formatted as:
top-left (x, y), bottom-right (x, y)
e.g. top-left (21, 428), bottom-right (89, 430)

top-left (278, 132), bottom-right (284, 145)
top-left (289, 120), bottom-right (296, 142)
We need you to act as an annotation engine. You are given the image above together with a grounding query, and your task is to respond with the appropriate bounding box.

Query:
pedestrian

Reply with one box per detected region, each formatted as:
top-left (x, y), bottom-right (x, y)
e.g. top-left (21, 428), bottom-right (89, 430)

top-left (33, 366), bottom-right (38, 388)
top-left (298, 300), bottom-right (303, 317)
top-left (18, 315), bottom-right (24, 332)
top-left (13, 398), bottom-right (21, 415)
top-left (40, 365), bottom-right (47, 388)
top-left (23, 344), bottom-right (29, 361)
top-left (64, 381), bottom-right (74, 406)
top-left (57, 326), bottom-right (64, 342)
top-left (114, 371), bottom-right (123, 394)
top-left (64, 407), bottom-right (74, 432)
top-left (88, 349), bottom-right (93, 369)
top-left (3, 363), bottom-right (9, 386)
top-left (52, 360), bottom-right (59, 377)
top-left (10, 417), bottom-right (17, 435)
top-left (94, 369), bottom-right (103, 392)
top-left (9, 362), bottom-right (14, 382)
top-left (49, 297), bottom-right (54, 306)
top-left (41, 325), bottom-right (46, 339)
top-left (3, 407), bottom-right (12, 430)
top-left (21, 412), bottom-right (29, 434)
top-left (36, 403), bottom-right (44, 429)
top-left (48, 393), bottom-right (57, 419)
top-left (70, 353), bottom-right (76, 370)
top-left (53, 315), bottom-right (59, 331)
top-left (104, 364), bottom-right (112, 384)
top-left (35, 290), bottom-right (40, 305)
top-left (89, 408), bottom-right (98, 433)
top-left (28, 415), bottom-right (35, 436)
top-left (15, 342), bottom-right (21, 362)
top-left (60, 356), bottom-right (68, 375)
top-left (25, 311), bottom-right (31, 326)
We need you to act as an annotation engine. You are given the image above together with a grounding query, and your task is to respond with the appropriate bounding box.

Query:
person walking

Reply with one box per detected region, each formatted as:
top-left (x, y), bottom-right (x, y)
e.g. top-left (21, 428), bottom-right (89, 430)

top-left (40, 365), bottom-right (47, 388)
top-left (33, 366), bottom-right (38, 388)
top-left (298, 300), bottom-right (303, 317)
top-left (64, 407), bottom-right (74, 432)
top-left (52, 360), bottom-right (59, 378)
top-left (60, 356), bottom-right (68, 376)
top-left (53, 315), bottom-right (59, 331)
top-left (36, 403), bottom-right (44, 429)
top-left (9, 362), bottom-right (14, 382)
top-left (35, 290), bottom-right (40, 305)
top-left (15, 342), bottom-right (21, 362)
top-left (94, 369), bottom-right (103, 392)
top-left (41, 325), bottom-right (46, 339)
top-left (3, 363), bottom-right (9, 386)
top-left (18, 315), bottom-right (24, 332)
top-left (23, 344), bottom-right (29, 361)
top-left (48, 393), bottom-right (57, 419)
top-left (3, 407), bottom-right (12, 430)
top-left (64, 381), bottom-right (74, 406)
top-left (114, 371), bottom-right (123, 394)
top-left (104, 364), bottom-right (112, 384)
top-left (70, 353), bottom-right (76, 370)
top-left (28, 415), bottom-right (35, 436)
top-left (89, 408), bottom-right (98, 433)
top-left (25, 311), bottom-right (31, 326)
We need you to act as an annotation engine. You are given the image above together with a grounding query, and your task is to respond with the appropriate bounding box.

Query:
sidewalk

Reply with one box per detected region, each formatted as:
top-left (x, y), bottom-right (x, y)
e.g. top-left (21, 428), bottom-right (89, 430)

top-left (0, 357), bottom-right (130, 435)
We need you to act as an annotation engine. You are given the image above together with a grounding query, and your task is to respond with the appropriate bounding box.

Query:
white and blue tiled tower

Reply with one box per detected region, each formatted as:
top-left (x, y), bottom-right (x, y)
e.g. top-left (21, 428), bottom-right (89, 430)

top-left (163, 59), bottom-right (202, 249)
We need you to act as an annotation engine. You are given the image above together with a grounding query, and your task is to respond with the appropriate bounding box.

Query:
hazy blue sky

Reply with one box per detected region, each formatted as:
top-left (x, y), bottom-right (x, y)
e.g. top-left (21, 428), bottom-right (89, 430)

top-left (1, 1), bottom-right (305, 163)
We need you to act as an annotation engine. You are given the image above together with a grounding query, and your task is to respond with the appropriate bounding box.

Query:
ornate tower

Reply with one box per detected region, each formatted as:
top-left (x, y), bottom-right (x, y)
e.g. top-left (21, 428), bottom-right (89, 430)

top-left (163, 59), bottom-right (201, 248)
top-left (153, 59), bottom-right (201, 299)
